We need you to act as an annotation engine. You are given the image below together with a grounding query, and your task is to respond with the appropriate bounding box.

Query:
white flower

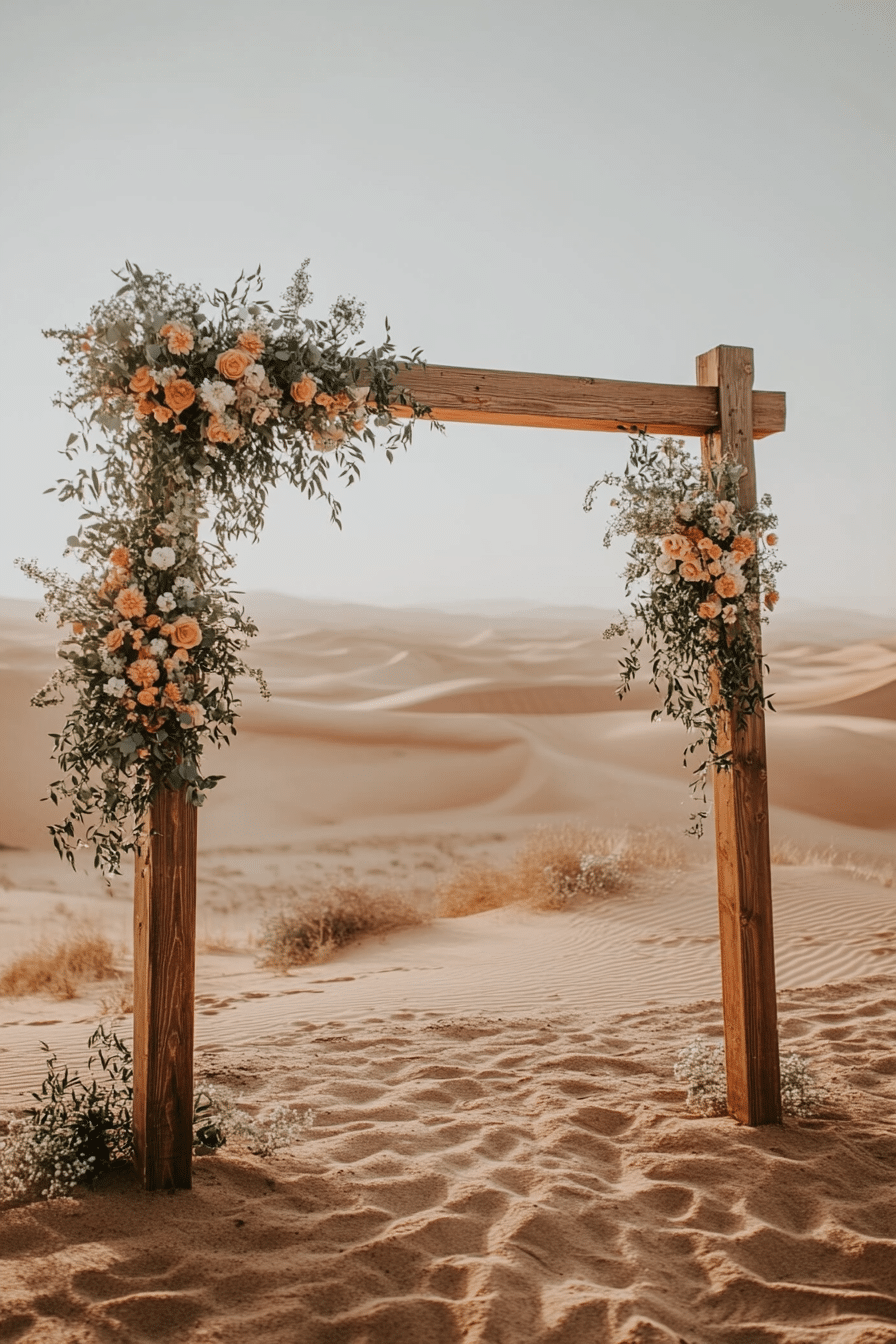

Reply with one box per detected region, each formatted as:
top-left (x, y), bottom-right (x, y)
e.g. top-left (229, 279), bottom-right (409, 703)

top-left (104, 677), bottom-right (126, 697)
top-left (206, 445), bottom-right (219, 458)
top-left (150, 547), bottom-right (176, 569)
top-left (149, 638), bottom-right (168, 657)
top-left (656, 554), bottom-right (677, 574)
top-left (157, 365), bottom-right (185, 387)
top-left (100, 653), bottom-right (125, 674)
top-left (721, 604), bottom-right (738, 625)
top-left (199, 378), bottom-right (236, 415)
top-left (198, 335), bottom-right (215, 353)
top-left (720, 551), bottom-right (744, 574)
top-left (243, 363), bottom-right (265, 391)
top-left (676, 501), bottom-right (695, 520)
top-left (173, 576), bottom-right (195, 599)
top-left (157, 592), bottom-right (176, 612)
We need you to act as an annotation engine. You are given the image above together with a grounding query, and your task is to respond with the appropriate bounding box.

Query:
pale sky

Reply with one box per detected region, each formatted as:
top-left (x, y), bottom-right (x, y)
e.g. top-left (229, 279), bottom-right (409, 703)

top-left (1, 0), bottom-right (893, 614)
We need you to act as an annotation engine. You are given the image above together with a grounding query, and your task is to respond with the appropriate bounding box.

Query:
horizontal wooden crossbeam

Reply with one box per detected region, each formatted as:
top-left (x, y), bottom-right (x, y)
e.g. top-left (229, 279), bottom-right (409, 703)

top-left (388, 363), bottom-right (786, 439)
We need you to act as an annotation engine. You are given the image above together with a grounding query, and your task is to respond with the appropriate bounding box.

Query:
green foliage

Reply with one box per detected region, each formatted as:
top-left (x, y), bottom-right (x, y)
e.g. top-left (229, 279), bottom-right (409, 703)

top-left (586, 432), bottom-right (783, 831)
top-left (21, 261), bottom-right (436, 872)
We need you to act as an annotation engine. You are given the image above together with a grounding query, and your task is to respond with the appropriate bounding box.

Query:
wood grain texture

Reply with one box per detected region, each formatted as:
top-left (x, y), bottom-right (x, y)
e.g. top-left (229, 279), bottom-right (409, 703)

top-left (698, 345), bottom-right (782, 1127)
top-left (386, 363), bottom-right (786, 439)
top-left (132, 786), bottom-right (197, 1189)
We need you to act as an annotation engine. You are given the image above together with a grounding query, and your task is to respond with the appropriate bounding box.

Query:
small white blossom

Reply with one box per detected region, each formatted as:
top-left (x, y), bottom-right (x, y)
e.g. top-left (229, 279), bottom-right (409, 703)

top-left (149, 638), bottom-right (168, 657)
top-left (156, 365), bottom-right (185, 387)
top-left (104, 677), bottom-right (126, 697)
top-left (157, 592), bottom-right (176, 612)
top-left (721, 604), bottom-right (738, 625)
top-left (100, 653), bottom-right (125, 675)
top-left (199, 378), bottom-right (236, 416)
top-left (173, 576), bottom-right (195, 599)
top-left (149, 547), bottom-right (176, 569)
top-left (198, 335), bottom-right (215, 353)
top-left (243, 363), bottom-right (266, 391)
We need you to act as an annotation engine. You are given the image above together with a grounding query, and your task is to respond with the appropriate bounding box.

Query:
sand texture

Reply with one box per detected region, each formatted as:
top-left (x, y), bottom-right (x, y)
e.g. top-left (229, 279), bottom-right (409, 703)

top-left (1, 595), bottom-right (895, 1342)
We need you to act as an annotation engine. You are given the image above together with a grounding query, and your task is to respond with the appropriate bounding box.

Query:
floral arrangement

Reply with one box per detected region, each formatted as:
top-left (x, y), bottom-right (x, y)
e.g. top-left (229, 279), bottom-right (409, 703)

top-left (585, 432), bottom-right (782, 830)
top-left (20, 262), bottom-right (435, 872)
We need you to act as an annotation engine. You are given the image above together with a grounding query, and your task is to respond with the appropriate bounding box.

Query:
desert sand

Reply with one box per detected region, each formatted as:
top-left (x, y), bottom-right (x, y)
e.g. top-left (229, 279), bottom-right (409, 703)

top-left (1, 593), bottom-right (895, 1343)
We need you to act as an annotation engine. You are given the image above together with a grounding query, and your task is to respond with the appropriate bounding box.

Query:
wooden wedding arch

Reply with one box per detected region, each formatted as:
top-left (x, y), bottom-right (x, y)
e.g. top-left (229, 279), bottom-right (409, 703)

top-left (134, 344), bottom-right (786, 1189)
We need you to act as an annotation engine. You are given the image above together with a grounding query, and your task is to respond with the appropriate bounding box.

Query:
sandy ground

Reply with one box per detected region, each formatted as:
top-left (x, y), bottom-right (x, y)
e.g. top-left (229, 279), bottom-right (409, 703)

top-left (1, 594), bottom-right (895, 1342)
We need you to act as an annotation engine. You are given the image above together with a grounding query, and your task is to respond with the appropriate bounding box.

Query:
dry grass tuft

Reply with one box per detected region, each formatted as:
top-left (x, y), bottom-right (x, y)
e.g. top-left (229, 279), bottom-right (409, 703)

top-left (258, 887), bottom-right (424, 971)
top-left (437, 824), bottom-right (692, 917)
top-left (771, 839), bottom-right (893, 888)
top-left (0, 931), bottom-right (119, 1000)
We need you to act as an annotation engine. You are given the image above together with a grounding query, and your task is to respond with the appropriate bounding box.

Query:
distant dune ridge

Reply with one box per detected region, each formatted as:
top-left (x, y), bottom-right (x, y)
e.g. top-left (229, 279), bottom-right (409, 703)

top-left (1, 593), bottom-right (895, 1342)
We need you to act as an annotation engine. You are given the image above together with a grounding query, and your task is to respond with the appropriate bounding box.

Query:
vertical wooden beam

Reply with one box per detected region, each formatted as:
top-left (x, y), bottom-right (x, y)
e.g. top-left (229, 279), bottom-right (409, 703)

top-left (132, 786), bottom-right (197, 1188)
top-left (696, 345), bottom-right (782, 1126)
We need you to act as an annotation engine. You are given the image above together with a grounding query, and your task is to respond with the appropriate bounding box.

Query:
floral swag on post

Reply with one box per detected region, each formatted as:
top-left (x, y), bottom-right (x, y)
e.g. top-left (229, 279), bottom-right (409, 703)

top-left (20, 262), bottom-right (436, 873)
top-left (585, 432), bottom-right (783, 832)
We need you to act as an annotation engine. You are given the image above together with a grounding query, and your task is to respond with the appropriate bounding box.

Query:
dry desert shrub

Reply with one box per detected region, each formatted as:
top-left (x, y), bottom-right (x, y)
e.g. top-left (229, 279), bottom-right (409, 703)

top-left (437, 824), bottom-right (691, 917)
top-left (258, 886), bottom-right (424, 971)
top-left (0, 931), bottom-right (118, 1000)
top-left (771, 839), bottom-right (893, 888)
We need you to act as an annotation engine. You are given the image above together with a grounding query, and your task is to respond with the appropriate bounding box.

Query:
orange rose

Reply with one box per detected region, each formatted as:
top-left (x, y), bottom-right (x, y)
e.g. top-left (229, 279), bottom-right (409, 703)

top-left (764, 590), bottom-right (779, 610)
top-left (290, 375), bottom-right (316, 405)
top-left (314, 391), bottom-right (338, 415)
top-left (215, 348), bottom-right (254, 381)
top-left (134, 396), bottom-right (157, 420)
top-left (104, 628), bottom-right (124, 651)
top-left (766, 533), bottom-right (778, 547)
top-left (207, 413), bottom-right (240, 445)
top-left (680, 560), bottom-right (709, 583)
top-left (697, 539), bottom-right (722, 560)
top-left (169, 617), bottom-right (202, 649)
top-left (129, 366), bottom-right (158, 395)
top-left (164, 379), bottom-right (196, 414)
top-left (715, 575), bottom-right (739, 599)
top-left (144, 614), bottom-right (161, 629)
top-left (698, 596), bottom-right (722, 620)
top-left (730, 533), bottom-right (756, 560)
top-left (137, 688), bottom-right (158, 706)
top-left (127, 659), bottom-right (160, 687)
top-left (159, 321), bottom-right (195, 354)
top-left (114, 588), bottom-right (147, 619)
top-left (109, 546), bottom-right (130, 568)
top-left (151, 403), bottom-right (173, 424)
top-left (236, 330), bottom-right (265, 358)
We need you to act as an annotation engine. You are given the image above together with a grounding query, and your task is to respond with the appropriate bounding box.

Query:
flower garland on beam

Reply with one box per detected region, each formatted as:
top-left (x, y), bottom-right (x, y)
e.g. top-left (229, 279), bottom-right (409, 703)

top-left (585, 432), bottom-right (783, 832)
top-left (20, 262), bottom-right (436, 872)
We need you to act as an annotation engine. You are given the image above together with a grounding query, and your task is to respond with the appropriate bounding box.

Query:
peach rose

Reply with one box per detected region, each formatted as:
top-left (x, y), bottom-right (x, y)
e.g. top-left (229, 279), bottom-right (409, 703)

top-left (215, 348), bottom-right (254, 381)
top-left (162, 683), bottom-right (182, 703)
top-left (164, 379), bottom-right (196, 414)
top-left (730, 533), bottom-right (756, 560)
top-left (183, 701), bottom-right (206, 727)
top-left (114, 588), bottom-right (147, 619)
top-left (207, 413), bottom-right (240, 445)
top-left (137, 688), bottom-right (158, 706)
top-left (151, 403), bottom-right (173, 424)
top-left (127, 659), bottom-right (160, 688)
top-left (144, 614), bottom-right (161, 629)
top-left (715, 574), bottom-right (739, 599)
top-left (159, 321), bottom-right (195, 355)
top-left (129, 366), bottom-right (158, 395)
top-left (314, 391), bottom-right (338, 415)
top-left (109, 546), bottom-right (130, 568)
top-left (133, 396), bottom-right (157, 420)
top-left (169, 617), bottom-right (202, 649)
top-left (290, 375), bottom-right (316, 405)
top-left (236, 330), bottom-right (265, 358)
top-left (104, 628), bottom-right (124, 651)
top-left (698, 595), bottom-right (722, 620)
top-left (680, 560), bottom-right (710, 583)
top-left (697, 539), bottom-right (722, 560)
top-left (660, 534), bottom-right (692, 561)
top-left (707, 560), bottom-right (723, 577)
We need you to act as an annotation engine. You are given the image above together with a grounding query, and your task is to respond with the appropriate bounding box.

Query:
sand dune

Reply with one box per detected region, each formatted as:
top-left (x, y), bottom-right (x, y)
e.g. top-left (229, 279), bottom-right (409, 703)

top-left (2, 594), bottom-right (895, 1342)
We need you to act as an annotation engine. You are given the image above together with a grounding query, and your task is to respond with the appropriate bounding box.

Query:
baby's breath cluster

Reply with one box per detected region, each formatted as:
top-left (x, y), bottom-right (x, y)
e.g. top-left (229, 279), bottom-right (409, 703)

top-left (586, 432), bottom-right (783, 831)
top-left (21, 262), bottom-right (434, 872)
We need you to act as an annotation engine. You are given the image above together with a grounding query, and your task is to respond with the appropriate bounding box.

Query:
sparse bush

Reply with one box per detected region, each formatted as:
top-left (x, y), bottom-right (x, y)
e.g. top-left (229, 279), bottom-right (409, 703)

top-left (771, 839), bottom-right (893, 888)
top-left (0, 931), bottom-right (119, 999)
top-left (0, 1025), bottom-right (313, 1206)
top-left (436, 824), bottom-right (689, 917)
top-left (674, 1036), bottom-right (829, 1118)
top-left (258, 886), bottom-right (423, 970)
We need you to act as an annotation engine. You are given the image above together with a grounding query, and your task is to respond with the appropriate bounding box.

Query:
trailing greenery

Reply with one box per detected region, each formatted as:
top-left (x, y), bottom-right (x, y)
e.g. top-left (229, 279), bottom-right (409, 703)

top-left (585, 432), bottom-right (783, 830)
top-left (20, 262), bottom-right (436, 872)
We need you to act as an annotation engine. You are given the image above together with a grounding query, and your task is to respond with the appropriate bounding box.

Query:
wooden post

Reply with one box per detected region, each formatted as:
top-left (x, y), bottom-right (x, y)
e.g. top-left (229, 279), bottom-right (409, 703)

top-left (696, 345), bottom-right (782, 1125)
top-left (132, 785), bottom-right (197, 1188)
